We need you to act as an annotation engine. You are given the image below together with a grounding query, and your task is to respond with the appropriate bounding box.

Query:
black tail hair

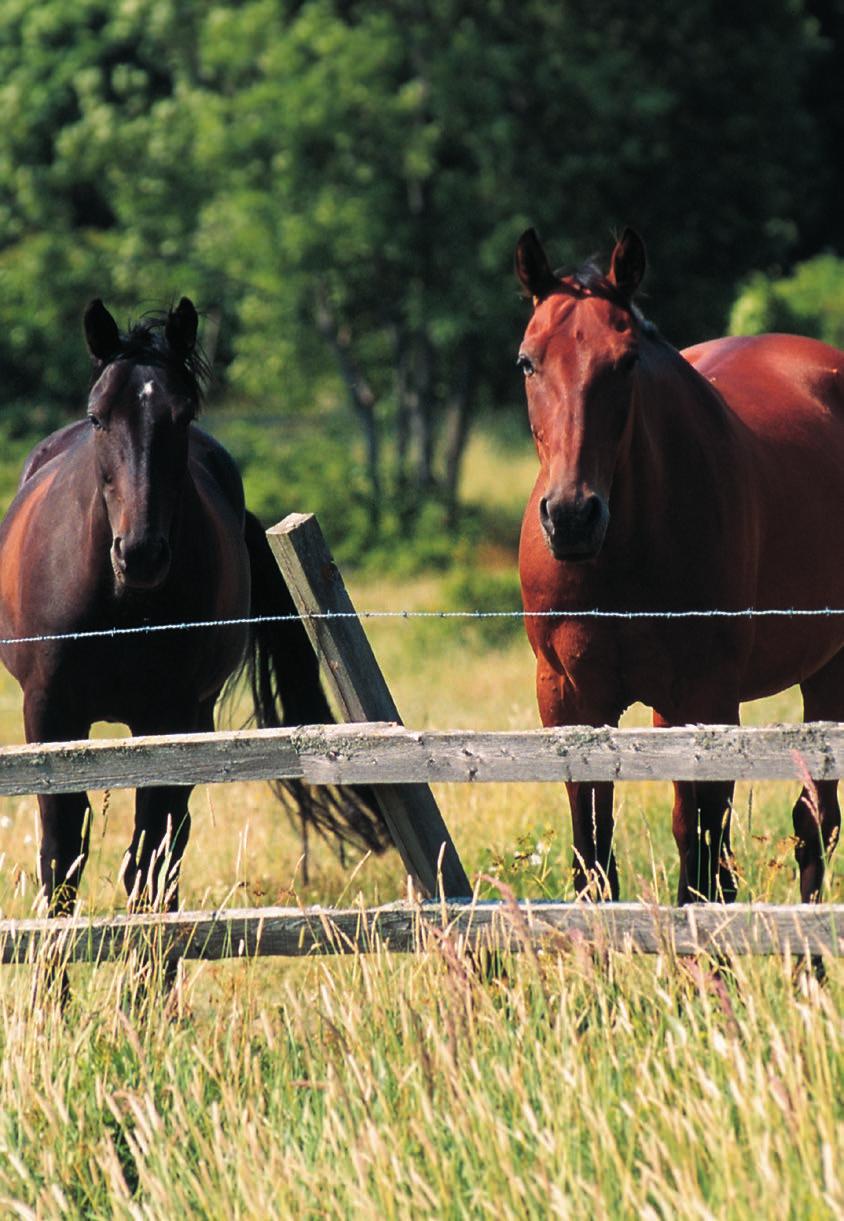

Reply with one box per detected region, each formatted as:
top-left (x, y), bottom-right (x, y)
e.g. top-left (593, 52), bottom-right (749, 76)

top-left (239, 510), bottom-right (389, 855)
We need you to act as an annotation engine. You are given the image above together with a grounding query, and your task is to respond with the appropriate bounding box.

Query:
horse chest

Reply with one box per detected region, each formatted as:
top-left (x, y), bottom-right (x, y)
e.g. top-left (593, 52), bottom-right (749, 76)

top-left (536, 616), bottom-right (740, 724)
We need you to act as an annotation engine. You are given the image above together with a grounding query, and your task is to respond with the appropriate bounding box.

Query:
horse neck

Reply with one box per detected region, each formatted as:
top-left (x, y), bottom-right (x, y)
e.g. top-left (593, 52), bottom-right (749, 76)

top-left (610, 338), bottom-right (741, 541)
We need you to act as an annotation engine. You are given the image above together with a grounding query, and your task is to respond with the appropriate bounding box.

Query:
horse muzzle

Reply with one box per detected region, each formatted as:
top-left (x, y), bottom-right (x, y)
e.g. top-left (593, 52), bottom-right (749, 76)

top-left (539, 492), bottom-right (609, 562)
top-left (111, 534), bottom-right (172, 591)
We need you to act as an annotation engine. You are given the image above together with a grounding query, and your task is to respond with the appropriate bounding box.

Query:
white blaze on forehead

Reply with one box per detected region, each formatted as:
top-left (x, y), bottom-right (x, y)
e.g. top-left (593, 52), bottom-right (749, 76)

top-left (140, 380), bottom-right (154, 399)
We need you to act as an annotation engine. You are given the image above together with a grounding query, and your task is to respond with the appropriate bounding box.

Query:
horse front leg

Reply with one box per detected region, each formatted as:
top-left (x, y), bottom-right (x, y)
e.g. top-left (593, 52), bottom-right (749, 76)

top-left (668, 779), bottom-right (737, 904)
top-left (37, 792), bottom-right (92, 915)
top-left (565, 780), bottom-right (618, 900)
top-left (536, 657), bottom-right (620, 900)
top-left (124, 700), bottom-right (215, 912)
top-left (654, 708), bottom-right (739, 905)
top-left (23, 691), bottom-right (92, 916)
top-left (124, 785), bottom-right (193, 913)
top-left (24, 690), bottom-right (92, 1006)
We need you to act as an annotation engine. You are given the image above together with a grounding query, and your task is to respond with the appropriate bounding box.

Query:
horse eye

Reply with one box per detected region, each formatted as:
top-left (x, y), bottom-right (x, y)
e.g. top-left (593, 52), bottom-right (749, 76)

top-left (173, 398), bottom-right (196, 424)
top-left (517, 353), bottom-right (536, 377)
top-left (87, 413), bottom-right (104, 431)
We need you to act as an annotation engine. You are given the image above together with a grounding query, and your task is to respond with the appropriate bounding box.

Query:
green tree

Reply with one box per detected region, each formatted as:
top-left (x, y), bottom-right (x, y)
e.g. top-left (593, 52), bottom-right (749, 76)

top-left (191, 0), bottom-right (826, 528)
top-left (0, 0), bottom-right (837, 547)
top-left (729, 255), bottom-right (844, 347)
top-left (0, 0), bottom-right (211, 406)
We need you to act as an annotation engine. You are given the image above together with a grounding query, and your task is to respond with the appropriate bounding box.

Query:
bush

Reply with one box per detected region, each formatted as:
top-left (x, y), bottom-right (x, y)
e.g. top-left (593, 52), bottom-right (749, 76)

top-left (207, 413), bottom-right (377, 566)
top-left (441, 559), bottom-right (523, 649)
top-left (729, 254), bottom-right (844, 347)
top-left (0, 402), bottom-right (69, 512)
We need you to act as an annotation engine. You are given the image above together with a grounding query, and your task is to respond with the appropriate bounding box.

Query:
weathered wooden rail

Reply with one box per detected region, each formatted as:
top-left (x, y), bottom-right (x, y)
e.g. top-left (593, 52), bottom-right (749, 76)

top-left (1, 720), bottom-right (842, 794)
top-left (1, 901), bottom-right (841, 965)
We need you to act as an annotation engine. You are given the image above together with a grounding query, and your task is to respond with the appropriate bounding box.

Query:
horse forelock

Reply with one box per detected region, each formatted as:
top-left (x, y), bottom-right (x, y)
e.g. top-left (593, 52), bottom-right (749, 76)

top-left (88, 312), bottom-right (210, 407)
top-left (551, 262), bottom-right (658, 338)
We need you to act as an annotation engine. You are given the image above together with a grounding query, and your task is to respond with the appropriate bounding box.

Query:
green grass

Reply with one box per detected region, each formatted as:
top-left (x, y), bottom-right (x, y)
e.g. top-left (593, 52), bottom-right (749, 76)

top-left (0, 426), bottom-right (841, 1218)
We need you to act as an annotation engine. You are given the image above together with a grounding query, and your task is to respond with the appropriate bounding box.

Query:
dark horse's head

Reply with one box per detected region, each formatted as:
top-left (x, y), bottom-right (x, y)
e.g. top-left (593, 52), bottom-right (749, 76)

top-left (83, 297), bottom-right (205, 592)
top-left (514, 228), bottom-right (648, 562)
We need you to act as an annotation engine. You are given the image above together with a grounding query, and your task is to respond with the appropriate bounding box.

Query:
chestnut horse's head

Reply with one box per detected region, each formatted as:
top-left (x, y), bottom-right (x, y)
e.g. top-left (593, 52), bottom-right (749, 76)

top-left (515, 228), bottom-right (647, 562)
top-left (83, 297), bottom-right (204, 592)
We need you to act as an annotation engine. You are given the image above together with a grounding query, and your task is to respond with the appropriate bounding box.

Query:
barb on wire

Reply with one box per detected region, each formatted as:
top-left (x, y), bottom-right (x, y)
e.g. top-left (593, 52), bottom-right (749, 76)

top-left (1, 606), bottom-right (844, 648)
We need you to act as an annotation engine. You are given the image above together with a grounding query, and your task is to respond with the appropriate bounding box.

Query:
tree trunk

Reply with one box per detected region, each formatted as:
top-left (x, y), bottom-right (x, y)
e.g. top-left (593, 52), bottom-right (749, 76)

top-left (393, 326), bottom-right (412, 509)
top-left (315, 291), bottom-right (382, 529)
top-left (393, 326), bottom-right (437, 529)
top-left (443, 341), bottom-right (476, 528)
top-left (412, 330), bottom-right (436, 494)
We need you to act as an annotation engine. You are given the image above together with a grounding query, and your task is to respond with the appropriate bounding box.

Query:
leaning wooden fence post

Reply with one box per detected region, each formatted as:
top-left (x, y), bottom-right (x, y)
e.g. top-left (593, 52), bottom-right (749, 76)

top-left (267, 512), bottom-right (472, 899)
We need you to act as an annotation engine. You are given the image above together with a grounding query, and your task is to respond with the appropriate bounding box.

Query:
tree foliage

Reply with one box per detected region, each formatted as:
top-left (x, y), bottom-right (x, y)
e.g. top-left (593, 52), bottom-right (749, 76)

top-left (0, 0), bottom-right (840, 539)
top-left (729, 255), bottom-right (844, 348)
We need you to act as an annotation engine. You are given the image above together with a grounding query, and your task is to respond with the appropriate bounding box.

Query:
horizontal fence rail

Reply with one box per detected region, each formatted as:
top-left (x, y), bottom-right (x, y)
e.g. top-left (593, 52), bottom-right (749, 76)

top-left (0, 721), bottom-right (843, 795)
top-left (1, 901), bottom-right (841, 964)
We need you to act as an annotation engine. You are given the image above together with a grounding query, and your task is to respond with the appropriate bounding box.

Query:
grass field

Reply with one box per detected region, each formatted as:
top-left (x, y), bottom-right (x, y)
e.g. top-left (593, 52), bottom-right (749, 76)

top-left (0, 426), bottom-right (841, 1218)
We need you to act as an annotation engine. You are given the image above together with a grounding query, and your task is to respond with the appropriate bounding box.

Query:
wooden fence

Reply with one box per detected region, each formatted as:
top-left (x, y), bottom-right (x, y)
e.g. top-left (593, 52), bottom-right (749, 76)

top-left (2, 720), bottom-right (843, 963)
top-left (0, 512), bottom-right (842, 965)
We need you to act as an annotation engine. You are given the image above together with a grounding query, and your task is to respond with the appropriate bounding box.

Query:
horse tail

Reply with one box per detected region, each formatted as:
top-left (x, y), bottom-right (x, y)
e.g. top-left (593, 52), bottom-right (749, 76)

top-left (239, 510), bottom-right (389, 855)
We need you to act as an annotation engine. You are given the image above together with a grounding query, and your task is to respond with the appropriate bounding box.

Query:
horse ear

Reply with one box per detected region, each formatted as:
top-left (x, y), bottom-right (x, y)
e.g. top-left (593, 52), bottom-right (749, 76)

top-left (83, 299), bottom-right (121, 363)
top-left (608, 228), bottom-right (646, 299)
top-left (515, 229), bottom-right (558, 305)
top-left (165, 297), bottom-right (198, 355)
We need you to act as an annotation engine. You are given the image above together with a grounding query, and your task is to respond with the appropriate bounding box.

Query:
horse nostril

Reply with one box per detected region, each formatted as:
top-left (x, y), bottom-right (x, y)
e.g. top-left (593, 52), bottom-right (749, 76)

top-left (582, 495), bottom-right (601, 527)
top-left (539, 497), bottom-right (551, 529)
top-left (112, 533), bottom-right (170, 586)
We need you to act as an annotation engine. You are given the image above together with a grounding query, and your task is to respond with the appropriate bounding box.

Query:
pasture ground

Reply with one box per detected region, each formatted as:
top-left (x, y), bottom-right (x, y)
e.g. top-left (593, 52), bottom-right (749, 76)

top-left (0, 428), bottom-right (841, 1218)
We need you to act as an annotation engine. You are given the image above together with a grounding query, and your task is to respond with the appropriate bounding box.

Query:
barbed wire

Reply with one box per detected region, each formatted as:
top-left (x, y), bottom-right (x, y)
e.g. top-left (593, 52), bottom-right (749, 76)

top-left (1, 605), bottom-right (844, 648)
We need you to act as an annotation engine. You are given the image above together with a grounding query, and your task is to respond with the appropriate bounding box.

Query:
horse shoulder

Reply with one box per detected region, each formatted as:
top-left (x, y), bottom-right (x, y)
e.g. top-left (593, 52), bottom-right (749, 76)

top-left (17, 420), bottom-right (89, 488)
top-left (187, 425), bottom-right (246, 523)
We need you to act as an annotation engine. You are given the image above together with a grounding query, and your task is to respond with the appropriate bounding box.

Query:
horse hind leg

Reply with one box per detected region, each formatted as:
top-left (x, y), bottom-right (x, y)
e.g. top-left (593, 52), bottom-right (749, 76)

top-left (793, 652), bottom-right (844, 903)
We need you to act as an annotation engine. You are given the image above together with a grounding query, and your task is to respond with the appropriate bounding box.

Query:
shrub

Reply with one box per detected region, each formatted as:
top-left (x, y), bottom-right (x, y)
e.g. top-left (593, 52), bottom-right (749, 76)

top-left (729, 254), bottom-right (844, 347)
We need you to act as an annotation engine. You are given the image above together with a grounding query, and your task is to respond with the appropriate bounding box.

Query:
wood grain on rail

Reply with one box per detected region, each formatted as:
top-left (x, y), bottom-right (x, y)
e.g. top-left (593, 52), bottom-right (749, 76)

top-left (1, 901), bottom-right (841, 964)
top-left (0, 721), bottom-right (842, 796)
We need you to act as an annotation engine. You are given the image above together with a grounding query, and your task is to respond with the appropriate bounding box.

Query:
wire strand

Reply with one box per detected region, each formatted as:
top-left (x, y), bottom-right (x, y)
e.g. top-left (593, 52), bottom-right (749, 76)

top-left (2, 606), bottom-right (844, 648)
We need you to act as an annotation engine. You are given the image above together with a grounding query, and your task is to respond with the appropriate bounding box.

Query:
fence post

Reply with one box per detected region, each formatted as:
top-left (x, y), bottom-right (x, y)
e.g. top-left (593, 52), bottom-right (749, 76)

top-left (267, 512), bottom-right (472, 899)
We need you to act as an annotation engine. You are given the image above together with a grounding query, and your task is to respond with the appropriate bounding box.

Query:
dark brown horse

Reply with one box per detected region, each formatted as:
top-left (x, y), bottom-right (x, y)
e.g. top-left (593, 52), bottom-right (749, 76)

top-left (515, 228), bottom-right (844, 905)
top-left (0, 298), bottom-right (385, 927)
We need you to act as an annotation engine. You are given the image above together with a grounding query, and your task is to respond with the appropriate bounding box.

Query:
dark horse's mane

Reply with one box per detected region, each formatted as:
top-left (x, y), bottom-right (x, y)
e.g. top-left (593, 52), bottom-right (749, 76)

top-left (90, 309), bottom-right (212, 406)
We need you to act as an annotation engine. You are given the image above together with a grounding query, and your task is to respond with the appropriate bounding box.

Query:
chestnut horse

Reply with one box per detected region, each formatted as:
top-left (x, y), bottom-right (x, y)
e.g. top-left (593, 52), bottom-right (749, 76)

top-left (0, 298), bottom-right (385, 926)
top-left (515, 228), bottom-right (844, 904)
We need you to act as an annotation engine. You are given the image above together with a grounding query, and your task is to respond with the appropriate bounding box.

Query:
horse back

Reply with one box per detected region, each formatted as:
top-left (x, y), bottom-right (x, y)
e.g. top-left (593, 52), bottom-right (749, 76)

top-left (684, 332), bottom-right (844, 693)
top-left (683, 332), bottom-right (844, 424)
